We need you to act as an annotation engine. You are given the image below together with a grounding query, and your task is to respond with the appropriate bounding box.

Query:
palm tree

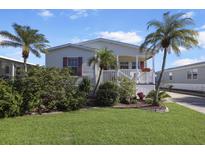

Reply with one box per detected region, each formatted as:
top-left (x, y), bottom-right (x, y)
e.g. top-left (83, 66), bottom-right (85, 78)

top-left (0, 23), bottom-right (49, 72)
top-left (88, 48), bottom-right (116, 95)
top-left (140, 12), bottom-right (198, 105)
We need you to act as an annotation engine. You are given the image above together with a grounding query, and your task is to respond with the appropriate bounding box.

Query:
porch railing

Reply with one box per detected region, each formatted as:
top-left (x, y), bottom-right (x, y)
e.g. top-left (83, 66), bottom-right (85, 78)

top-left (102, 69), bottom-right (155, 84)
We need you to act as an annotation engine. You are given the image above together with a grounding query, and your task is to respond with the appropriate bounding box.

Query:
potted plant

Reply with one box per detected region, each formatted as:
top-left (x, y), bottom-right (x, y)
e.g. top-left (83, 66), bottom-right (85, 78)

top-left (142, 68), bottom-right (151, 72)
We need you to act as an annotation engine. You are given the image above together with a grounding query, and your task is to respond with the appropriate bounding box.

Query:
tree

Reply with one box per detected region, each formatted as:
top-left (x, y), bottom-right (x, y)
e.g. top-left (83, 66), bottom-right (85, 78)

top-left (88, 48), bottom-right (116, 95)
top-left (0, 23), bottom-right (49, 72)
top-left (140, 12), bottom-right (198, 105)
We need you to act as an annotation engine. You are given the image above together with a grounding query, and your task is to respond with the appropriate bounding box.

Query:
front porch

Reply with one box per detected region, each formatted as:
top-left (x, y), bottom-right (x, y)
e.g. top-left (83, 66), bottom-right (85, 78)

top-left (100, 55), bottom-right (156, 95)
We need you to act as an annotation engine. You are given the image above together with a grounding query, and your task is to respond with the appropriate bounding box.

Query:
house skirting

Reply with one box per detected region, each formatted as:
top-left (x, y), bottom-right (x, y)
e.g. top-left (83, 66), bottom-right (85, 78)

top-left (161, 83), bottom-right (205, 92)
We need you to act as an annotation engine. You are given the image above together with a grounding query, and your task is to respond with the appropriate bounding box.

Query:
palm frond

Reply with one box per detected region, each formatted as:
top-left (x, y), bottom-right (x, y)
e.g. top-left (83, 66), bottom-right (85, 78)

top-left (0, 40), bottom-right (22, 48)
top-left (0, 31), bottom-right (21, 42)
top-left (29, 48), bottom-right (41, 57)
top-left (140, 12), bottom-right (198, 56)
top-left (147, 20), bottom-right (164, 30)
top-left (88, 57), bottom-right (99, 66)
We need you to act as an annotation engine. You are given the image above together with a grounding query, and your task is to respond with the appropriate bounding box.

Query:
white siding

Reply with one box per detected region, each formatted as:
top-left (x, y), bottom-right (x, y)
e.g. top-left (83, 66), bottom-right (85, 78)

top-left (46, 46), bottom-right (95, 79)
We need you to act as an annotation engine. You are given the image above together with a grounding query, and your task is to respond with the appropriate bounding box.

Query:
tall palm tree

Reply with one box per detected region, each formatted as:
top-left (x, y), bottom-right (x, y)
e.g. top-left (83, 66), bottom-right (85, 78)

top-left (89, 48), bottom-right (116, 95)
top-left (0, 23), bottom-right (49, 72)
top-left (140, 12), bottom-right (198, 105)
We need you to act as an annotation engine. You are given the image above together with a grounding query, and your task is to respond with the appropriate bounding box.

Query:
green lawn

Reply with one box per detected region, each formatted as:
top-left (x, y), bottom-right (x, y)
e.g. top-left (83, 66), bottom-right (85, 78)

top-left (0, 103), bottom-right (205, 144)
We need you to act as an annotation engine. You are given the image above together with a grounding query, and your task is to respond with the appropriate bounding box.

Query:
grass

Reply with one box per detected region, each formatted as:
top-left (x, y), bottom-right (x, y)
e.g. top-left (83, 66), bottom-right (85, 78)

top-left (0, 103), bottom-right (205, 144)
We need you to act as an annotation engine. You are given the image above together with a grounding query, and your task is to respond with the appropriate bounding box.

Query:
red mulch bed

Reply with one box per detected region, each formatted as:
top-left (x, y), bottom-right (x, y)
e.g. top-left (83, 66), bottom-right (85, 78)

top-left (113, 101), bottom-right (168, 112)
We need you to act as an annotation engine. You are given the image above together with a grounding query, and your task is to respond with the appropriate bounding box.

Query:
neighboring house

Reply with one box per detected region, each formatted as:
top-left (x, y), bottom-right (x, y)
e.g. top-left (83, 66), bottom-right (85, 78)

top-left (157, 61), bottom-right (205, 92)
top-left (46, 38), bottom-right (156, 95)
top-left (0, 56), bottom-right (36, 79)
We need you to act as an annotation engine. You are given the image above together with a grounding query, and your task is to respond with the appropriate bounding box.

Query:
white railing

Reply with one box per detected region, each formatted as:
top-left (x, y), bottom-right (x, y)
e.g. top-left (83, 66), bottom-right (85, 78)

top-left (120, 69), bottom-right (136, 78)
top-left (102, 69), bottom-right (155, 84)
top-left (138, 71), bottom-right (155, 84)
top-left (102, 70), bottom-right (117, 82)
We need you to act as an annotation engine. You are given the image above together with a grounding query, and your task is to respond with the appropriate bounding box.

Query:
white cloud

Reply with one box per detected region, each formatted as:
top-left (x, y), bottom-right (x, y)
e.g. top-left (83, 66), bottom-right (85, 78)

top-left (182, 11), bottom-right (194, 18)
top-left (69, 10), bottom-right (88, 20)
top-left (38, 10), bottom-right (53, 17)
top-left (178, 47), bottom-right (187, 52)
top-left (173, 57), bottom-right (205, 66)
top-left (98, 31), bottom-right (143, 45)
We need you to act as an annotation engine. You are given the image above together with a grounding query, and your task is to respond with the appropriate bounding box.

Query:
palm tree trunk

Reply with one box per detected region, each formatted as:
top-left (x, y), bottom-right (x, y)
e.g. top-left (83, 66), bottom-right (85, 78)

top-left (93, 68), bottom-right (102, 95)
top-left (24, 58), bottom-right (27, 72)
top-left (153, 48), bottom-right (167, 105)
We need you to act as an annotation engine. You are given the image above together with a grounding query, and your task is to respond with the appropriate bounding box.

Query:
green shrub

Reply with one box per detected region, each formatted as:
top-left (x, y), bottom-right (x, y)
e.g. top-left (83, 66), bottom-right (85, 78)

top-left (96, 81), bottom-right (119, 106)
top-left (146, 90), bottom-right (171, 104)
top-left (0, 79), bottom-right (22, 118)
top-left (145, 98), bottom-right (153, 104)
top-left (12, 67), bottom-right (86, 113)
top-left (79, 77), bottom-right (92, 96)
top-left (131, 97), bottom-right (138, 104)
top-left (98, 81), bottom-right (119, 91)
top-left (68, 91), bottom-right (86, 110)
top-left (118, 77), bottom-right (136, 104)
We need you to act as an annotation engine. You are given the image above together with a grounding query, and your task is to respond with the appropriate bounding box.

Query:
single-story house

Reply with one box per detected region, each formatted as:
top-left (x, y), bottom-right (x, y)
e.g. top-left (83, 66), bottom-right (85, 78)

top-left (0, 56), bottom-right (36, 79)
top-left (46, 38), bottom-right (156, 95)
top-left (157, 61), bottom-right (205, 92)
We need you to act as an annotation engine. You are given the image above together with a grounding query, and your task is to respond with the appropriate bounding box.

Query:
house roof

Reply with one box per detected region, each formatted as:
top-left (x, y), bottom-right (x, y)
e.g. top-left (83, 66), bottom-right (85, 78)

top-left (47, 38), bottom-right (154, 59)
top-left (0, 56), bottom-right (36, 66)
top-left (77, 38), bottom-right (141, 49)
top-left (78, 38), bottom-right (155, 59)
top-left (157, 61), bottom-right (205, 72)
top-left (47, 43), bottom-right (96, 52)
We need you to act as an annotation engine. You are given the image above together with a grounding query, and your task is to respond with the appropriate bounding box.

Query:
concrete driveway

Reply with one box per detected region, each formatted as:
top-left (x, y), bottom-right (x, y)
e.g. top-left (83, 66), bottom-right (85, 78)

top-left (166, 92), bottom-right (205, 114)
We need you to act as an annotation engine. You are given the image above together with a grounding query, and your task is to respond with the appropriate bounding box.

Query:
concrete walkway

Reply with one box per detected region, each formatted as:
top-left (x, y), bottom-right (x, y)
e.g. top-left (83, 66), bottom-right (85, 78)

top-left (166, 92), bottom-right (205, 114)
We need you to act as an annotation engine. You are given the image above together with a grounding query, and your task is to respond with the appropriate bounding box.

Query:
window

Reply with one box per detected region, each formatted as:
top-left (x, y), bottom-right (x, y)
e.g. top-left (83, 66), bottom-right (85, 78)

top-left (169, 72), bottom-right (173, 80)
top-left (120, 62), bottom-right (129, 69)
top-left (193, 69), bottom-right (198, 79)
top-left (132, 62), bottom-right (136, 69)
top-left (187, 71), bottom-right (192, 79)
top-left (5, 66), bottom-right (10, 74)
top-left (68, 57), bottom-right (78, 75)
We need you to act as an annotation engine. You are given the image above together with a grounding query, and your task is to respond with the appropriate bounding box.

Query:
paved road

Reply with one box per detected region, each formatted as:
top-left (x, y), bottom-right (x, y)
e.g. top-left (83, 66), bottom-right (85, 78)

top-left (166, 92), bottom-right (205, 114)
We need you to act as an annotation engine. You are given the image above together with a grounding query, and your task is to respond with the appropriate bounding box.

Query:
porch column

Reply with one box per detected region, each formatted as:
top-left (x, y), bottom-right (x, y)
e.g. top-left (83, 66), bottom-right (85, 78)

top-left (135, 56), bottom-right (139, 83)
top-left (116, 55), bottom-right (119, 78)
top-left (11, 63), bottom-right (15, 80)
top-left (152, 54), bottom-right (156, 85)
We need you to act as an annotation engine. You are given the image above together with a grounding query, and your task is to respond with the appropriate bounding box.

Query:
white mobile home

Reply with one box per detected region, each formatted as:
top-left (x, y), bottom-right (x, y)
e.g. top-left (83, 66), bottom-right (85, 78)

top-left (157, 61), bottom-right (205, 92)
top-left (0, 56), bottom-right (36, 79)
top-left (46, 38), bottom-right (156, 95)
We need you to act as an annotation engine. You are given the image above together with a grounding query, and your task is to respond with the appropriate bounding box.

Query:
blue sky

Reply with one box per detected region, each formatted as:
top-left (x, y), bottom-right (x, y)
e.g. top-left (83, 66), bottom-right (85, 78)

top-left (0, 9), bottom-right (205, 71)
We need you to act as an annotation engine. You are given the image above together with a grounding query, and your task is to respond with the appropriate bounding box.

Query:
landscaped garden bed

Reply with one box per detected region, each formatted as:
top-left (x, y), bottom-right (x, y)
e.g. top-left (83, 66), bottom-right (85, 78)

top-left (113, 102), bottom-right (168, 112)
